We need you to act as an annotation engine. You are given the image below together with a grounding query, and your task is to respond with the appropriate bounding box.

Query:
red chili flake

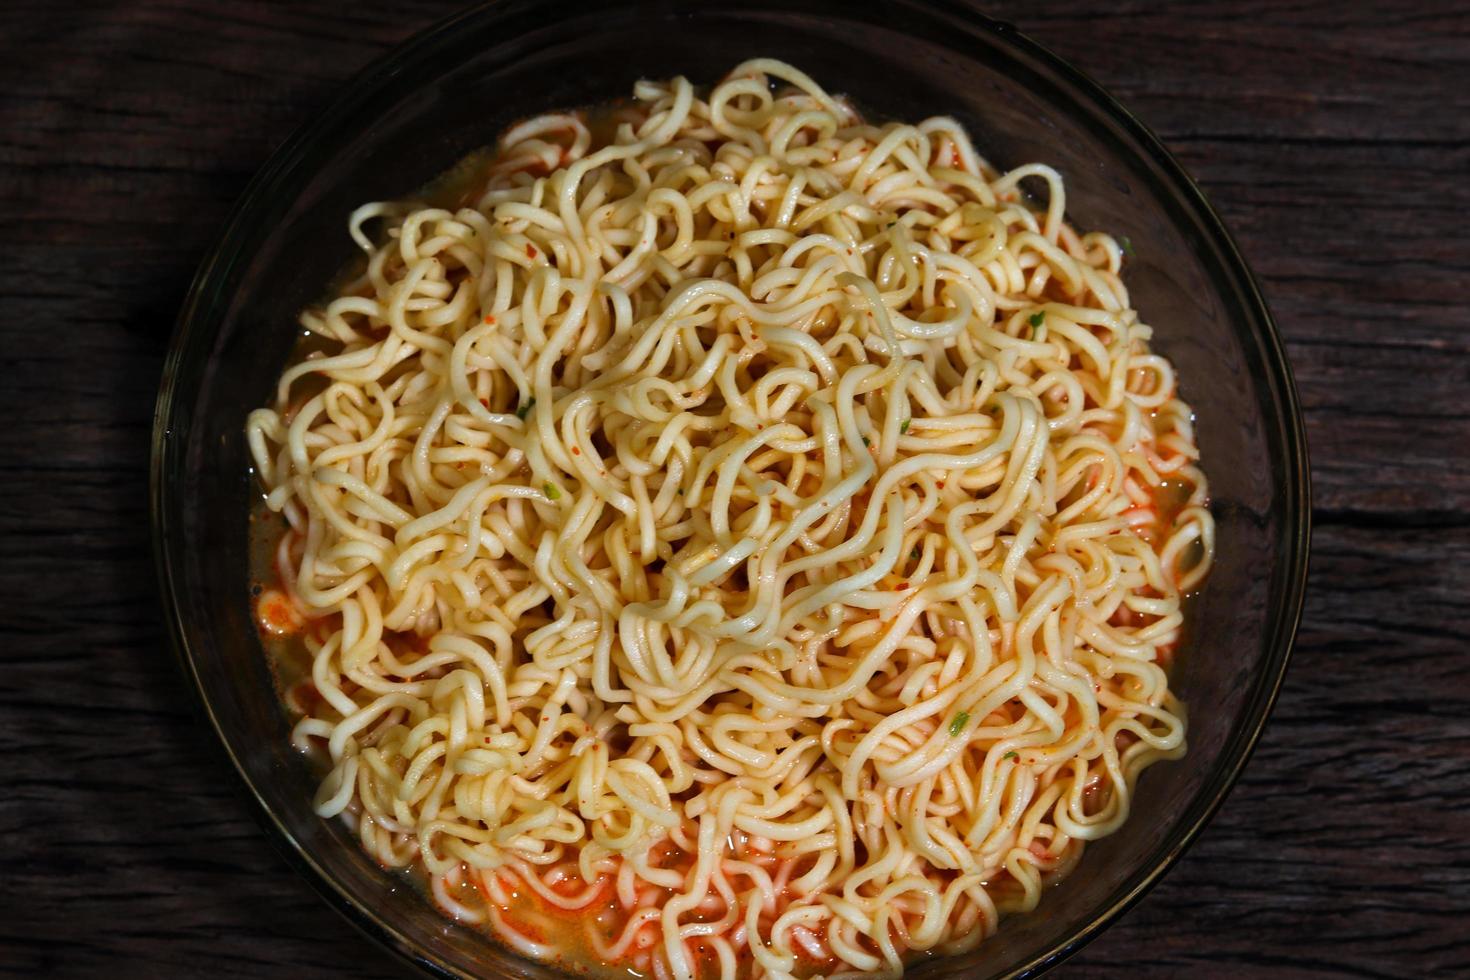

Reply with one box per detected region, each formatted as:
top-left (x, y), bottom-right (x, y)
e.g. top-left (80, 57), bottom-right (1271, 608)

top-left (483, 314), bottom-right (496, 325)
top-left (571, 447), bottom-right (581, 455)
top-left (897, 581), bottom-right (909, 590)
top-left (936, 481), bottom-right (946, 489)
top-left (526, 243), bottom-right (538, 259)
top-left (256, 590), bottom-right (303, 636)
top-left (479, 397), bottom-right (489, 407)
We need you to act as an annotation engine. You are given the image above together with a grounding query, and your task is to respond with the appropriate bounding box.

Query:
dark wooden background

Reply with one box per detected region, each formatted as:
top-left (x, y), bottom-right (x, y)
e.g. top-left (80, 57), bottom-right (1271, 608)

top-left (3, 1), bottom-right (1467, 977)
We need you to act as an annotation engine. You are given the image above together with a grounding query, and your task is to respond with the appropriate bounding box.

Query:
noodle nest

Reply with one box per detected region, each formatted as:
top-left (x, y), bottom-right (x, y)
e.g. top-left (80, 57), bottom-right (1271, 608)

top-left (247, 58), bottom-right (1214, 980)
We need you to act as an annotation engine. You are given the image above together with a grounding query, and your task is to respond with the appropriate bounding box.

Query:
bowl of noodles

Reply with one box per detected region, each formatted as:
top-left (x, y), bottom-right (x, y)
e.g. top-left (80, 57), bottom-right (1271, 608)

top-left (151, 1), bottom-right (1309, 978)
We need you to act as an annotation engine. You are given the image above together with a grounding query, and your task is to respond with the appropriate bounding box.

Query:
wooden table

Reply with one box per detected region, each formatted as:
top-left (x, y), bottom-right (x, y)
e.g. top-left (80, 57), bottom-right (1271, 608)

top-left (4, 2), bottom-right (1466, 976)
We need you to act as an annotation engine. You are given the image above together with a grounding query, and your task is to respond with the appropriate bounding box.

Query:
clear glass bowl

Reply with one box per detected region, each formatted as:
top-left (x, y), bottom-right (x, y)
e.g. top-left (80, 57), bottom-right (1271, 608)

top-left (151, 1), bottom-right (1310, 976)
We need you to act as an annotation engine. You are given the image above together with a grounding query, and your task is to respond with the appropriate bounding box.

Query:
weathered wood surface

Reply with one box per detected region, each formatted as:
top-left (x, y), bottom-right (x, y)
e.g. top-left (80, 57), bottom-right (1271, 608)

top-left (2, 1), bottom-right (1467, 977)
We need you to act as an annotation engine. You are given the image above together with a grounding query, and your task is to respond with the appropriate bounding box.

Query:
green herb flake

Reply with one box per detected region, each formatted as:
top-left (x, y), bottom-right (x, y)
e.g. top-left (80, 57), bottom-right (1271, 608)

top-left (1028, 311), bottom-right (1045, 329)
top-left (543, 482), bottom-right (561, 500)
top-left (515, 398), bottom-right (535, 420)
top-left (861, 436), bottom-right (871, 447)
top-left (1120, 235), bottom-right (1135, 257)
top-left (910, 547), bottom-right (921, 561)
top-left (900, 418), bottom-right (911, 434)
top-left (1003, 751), bottom-right (1019, 761)
top-left (948, 711), bottom-right (970, 737)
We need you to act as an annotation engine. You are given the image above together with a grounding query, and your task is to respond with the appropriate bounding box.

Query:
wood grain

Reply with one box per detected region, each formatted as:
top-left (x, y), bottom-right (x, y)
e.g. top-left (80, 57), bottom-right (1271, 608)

top-left (2, 1), bottom-right (1466, 977)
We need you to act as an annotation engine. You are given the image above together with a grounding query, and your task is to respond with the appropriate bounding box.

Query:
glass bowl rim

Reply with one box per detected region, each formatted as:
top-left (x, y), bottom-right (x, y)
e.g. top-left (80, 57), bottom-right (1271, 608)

top-left (150, 1), bottom-right (1312, 976)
